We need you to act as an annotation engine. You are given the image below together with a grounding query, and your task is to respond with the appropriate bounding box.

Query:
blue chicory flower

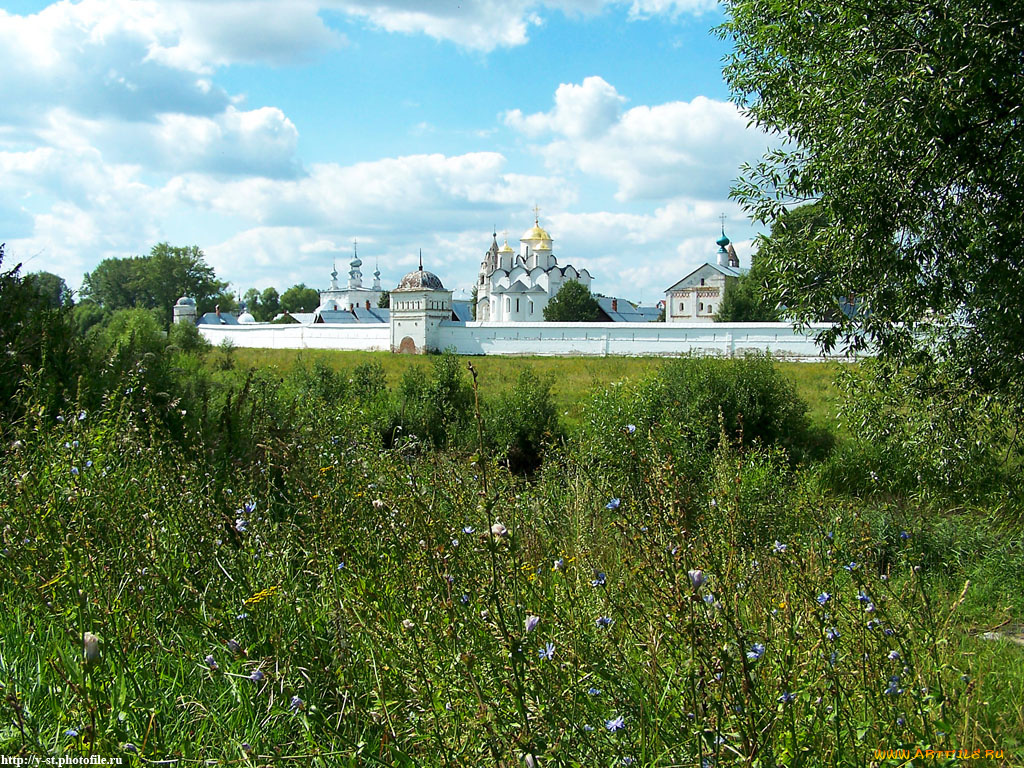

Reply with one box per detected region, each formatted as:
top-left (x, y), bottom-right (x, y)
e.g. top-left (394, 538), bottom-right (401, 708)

top-left (538, 642), bottom-right (555, 661)
top-left (606, 498), bottom-right (621, 511)
top-left (591, 572), bottom-right (607, 587)
top-left (817, 592), bottom-right (831, 605)
top-left (605, 715), bottom-right (625, 732)
top-left (747, 642), bottom-right (765, 661)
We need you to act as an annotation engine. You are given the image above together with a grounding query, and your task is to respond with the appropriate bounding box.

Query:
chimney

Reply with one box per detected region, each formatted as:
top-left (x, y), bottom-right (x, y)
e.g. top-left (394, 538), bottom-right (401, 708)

top-left (215, 304), bottom-right (221, 317)
top-left (611, 299), bottom-right (618, 312)
top-left (365, 300), bottom-right (371, 310)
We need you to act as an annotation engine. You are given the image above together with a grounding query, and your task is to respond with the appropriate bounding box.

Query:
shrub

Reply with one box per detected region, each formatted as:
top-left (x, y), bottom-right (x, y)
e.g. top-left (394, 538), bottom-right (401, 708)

top-left (484, 368), bottom-right (563, 473)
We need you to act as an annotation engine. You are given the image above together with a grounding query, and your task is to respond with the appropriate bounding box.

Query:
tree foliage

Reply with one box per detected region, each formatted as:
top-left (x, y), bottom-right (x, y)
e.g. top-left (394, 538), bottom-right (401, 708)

top-left (280, 284), bottom-right (320, 314)
top-left (715, 257), bottom-right (781, 323)
top-left (378, 290), bottom-right (391, 309)
top-left (543, 280), bottom-right (602, 322)
top-left (720, 0), bottom-right (1024, 402)
top-left (26, 271), bottom-right (72, 308)
top-left (81, 243), bottom-right (228, 324)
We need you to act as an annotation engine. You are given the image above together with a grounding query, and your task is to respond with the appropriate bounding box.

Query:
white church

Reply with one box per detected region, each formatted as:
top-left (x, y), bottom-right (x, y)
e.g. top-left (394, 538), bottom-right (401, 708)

top-left (316, 242), bottom-right (385, 314)
top-left (663, 227), bottom-right (745, 323)
top-left (475, 213), bottom-right (593, 322)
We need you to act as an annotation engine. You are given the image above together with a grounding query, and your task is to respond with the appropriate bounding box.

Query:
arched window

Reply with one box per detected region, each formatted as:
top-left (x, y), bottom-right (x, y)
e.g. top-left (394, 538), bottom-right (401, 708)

top-left (529, 300), bottom-right (534, 315)
top-left (708, 305), bottom-right (713, 314)
top-left (700, 278), bottom-right (705, 286)
top-left (506, 297), bottom-right (511, 312)
top-left (516, 299), bottom-right (520, 313)
top-left (679, 302), bottom-right (684, 312)
top-left (699, 302), bottom-right (704, 312)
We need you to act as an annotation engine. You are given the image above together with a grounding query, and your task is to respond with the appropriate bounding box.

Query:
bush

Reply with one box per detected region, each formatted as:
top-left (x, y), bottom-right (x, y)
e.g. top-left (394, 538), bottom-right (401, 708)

top-left (485, 368), bottom-right (563, 473)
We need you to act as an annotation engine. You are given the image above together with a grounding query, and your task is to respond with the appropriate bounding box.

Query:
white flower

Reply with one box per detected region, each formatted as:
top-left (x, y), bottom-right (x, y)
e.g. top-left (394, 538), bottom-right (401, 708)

top-left (490, 521), bottom-right (509, 538)
top-left (83, 632), bottom-right (100, 664)
top-left (402, 619), bottom-right (415, 631)
top-left (372, 499), bottom-right (385, 510)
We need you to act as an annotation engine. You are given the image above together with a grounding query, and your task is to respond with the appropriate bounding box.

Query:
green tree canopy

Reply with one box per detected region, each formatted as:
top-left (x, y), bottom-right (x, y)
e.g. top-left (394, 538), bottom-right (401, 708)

top-left (81, 244), bottom-right (228, 324)
top-left (543, 280), bottom-right (603, 322)
top-left (280, 284), bottom-right (320, 314)
top-left (26, 271), bottom-right (72, 308)
top-left (720, 0), bottom-right (1024, 399)
top-left (261, 287), bottom-right (280, 319)
top-left (378, 290), bottom-right (391, 309)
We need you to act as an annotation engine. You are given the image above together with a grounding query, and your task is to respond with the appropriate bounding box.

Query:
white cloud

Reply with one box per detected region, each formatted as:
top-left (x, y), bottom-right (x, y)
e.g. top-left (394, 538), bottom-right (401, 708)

top-left (506, 77), bottom-right (776, 201)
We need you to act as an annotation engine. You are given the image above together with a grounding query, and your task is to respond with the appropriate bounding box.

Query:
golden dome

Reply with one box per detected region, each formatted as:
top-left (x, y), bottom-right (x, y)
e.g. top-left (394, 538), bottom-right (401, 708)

top-left (521, 221), bottom-right (552, 242)
top-left (499, 239), bottom-right (515, 253)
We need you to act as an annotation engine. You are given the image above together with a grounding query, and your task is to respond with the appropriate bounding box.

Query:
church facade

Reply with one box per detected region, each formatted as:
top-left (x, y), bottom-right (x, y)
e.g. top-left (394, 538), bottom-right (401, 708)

top-left (663, 229), bottom-right (745, 323)
top-left (316, 244), bottom-right (384, 315)
top-left (476, 216), bottom-right (592, 322)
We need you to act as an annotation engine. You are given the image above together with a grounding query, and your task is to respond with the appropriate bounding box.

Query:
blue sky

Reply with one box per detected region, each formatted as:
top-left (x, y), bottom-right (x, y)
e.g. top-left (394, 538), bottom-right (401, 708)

top-left (0, 0), bottom-right (775, 304)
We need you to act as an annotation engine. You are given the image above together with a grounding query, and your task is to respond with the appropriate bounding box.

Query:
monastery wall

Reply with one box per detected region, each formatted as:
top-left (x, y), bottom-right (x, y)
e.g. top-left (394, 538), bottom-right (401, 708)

top-left (198, 323), bottom-right (391, 351)
top-left (199, 321), bottom-right (850, 360)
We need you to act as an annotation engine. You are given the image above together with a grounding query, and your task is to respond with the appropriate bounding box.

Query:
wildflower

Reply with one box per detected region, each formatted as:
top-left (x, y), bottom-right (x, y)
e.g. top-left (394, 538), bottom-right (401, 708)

top-left (83, 632), bottom-right (100, 664)
top-left (606, 498), bottom-right (621, 510)
top-left (525, 615), bottom-right (540, 633)
top-left (290, 695), bottom-right (304, 711)
top-left (866, 620), bottom-right (879, 631)
top-left (65, 728), bottom-right (79, 738)
top-left (249, 669), bottom-right (264, 682)
top-left (451, 538), bottom-right (459, 547)
top-left (596, 616), bottom-right (613, 628)
top-left (70, 466), bottom-right (79, 476)
top-left (587, 687), bottom-right (601, 696)
top-left (622, 758), bottom-right (634, 766)
top-left (687, 569), bottom-right (705, 590)
top-left (490, 521), bottom-right (509, 539)
top-left (78, 411), bottom-right (87, 421)
top-left (553, 557), bottom-right (565, 571)
top-left (56, 415), bottom-right (64, 422)
top-left (583, 724), bottom-right (594, 732)
top-left (591, 572), bottom-right (607, 588)
top-left (372, 498), bottom-right (385, 509)
top-left (885, 676), bottom-right (903, 696)
top-left (337, 562), bottom-right (345, 570)
top-left (124, 743), bottom-right (137, 754)
top-left (625, 424), bottom-right (636, 434)
top-left (243, 500), bottom-right (256, 516)
top-left (463, 525), bottom-right (475, 534)
top-left (857, 590), bottom-right (871, 603)
top-left (402, 619), bottom-right (415, 631)
top-left (865, 602), bottom-right (876, 613)
top-left (227, 639), bottom-right (242, 655)
top-left (460, 593), bottom-right (469, 605)
top-left (241, 743), bottom-right (253, 754)
top-left (843, 562), bottom-right (858, 571)
top-left (829, 651), bottom-right (837, 667)
top-left (896, 717), bottom-right (905, 727)
top-left (746, 642), bottom-right (765, 661)
top-left (85, 460), bottom-right (93, 468)
top-left (826, 627), bottom-right (841, 642)
top-left (778, 691), bottom-right (795, 704)
top-left (72, 440), bottom-right (79, 448)
top-left (888, 650), bottom-right (901, 661)
top-left (900, 531), bottom-right (910, 541)
top-left (702, 593), bottom-right (715, 605)
top-left (605, 715), bottom-right (625, 732)
top-left (234, 517), bottom-right (248, 533)
top-left (538, 642), bottom-right (555, 661)
top-left (825, 531), bottom-right (834, 541)
top-left (204, 654), bottom-right (218, 671)
top-left (883, 627), bottom-right (895, 637)
top-left (773, 540), bottom-right (787, 553)
top-left (816, 592), bottom-right (831, 605)
top-left (236, 612), bottom-right (249, 620)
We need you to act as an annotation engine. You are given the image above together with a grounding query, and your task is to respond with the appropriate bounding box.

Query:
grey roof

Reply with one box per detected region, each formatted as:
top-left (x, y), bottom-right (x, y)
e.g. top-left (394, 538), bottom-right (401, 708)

top-left (196, 311), bottom-right (239, 325)
top-left (503, 280), bottom-right (546, 294)
top-left (315, 307), bottom-right (390, 324)
top-left (396, 267), bottom-right (445, 291)
top-left (450, 300), bottom-right (474, 322)
top-left (596, 296), bottom-right (661, 323)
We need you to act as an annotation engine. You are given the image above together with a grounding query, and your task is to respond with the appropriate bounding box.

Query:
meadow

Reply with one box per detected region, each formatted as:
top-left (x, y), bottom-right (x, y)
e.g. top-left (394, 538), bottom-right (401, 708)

top-left (2, 306), bottom-right (1023, 766)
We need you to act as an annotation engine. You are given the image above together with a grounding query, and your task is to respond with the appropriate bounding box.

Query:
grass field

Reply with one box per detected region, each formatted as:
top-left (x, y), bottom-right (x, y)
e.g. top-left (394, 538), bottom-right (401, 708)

top-left (232, 348), bottom-right (845, 429)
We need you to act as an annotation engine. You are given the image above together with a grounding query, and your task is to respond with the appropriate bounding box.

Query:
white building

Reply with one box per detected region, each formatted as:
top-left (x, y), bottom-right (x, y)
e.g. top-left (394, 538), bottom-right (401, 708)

top-left (390, 255), bottom-right (454, 354)
top-left (476, 216), bottom-right (592, 322)
top-left (664, 229), bottom-right (745, 323)
top-left (316, 243), bottom-right (384, 316)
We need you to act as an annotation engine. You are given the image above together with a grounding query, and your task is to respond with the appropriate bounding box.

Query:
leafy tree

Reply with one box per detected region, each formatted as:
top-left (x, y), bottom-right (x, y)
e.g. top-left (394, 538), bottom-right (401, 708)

top-left (280, 284), bottom-right (320, 314)
top-left (719, 0), bottom-right (1024, 401)
top-left (543, 280), bottom-right (602, 322)
top-left (27, 271), bottom-right (72, 308)
top-left (715, 255), bottom-right (781, 323)
top-left (81, 244), bottom-right (227, 325)
top-left (243, 288), bottom-right (262, 320)
top-left (469, 286), bottom-right (477, 320)
top-left (378, 290), bottom-right (390, 309)
top-left (261, 287), bottom-right (281, 319)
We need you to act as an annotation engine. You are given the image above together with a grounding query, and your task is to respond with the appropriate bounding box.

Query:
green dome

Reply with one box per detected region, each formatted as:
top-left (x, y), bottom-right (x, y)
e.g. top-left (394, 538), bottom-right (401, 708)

top-left (716, 230), bottom-right (731, 248)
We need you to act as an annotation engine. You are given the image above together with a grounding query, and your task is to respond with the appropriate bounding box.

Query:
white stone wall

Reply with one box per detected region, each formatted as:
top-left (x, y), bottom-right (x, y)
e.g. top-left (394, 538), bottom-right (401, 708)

top-left (436, 322), bottom-right (847, 360)
top-left (198, 321), bottom-right (854, 360)
top-left (198, 323), bottom-right (391, 351)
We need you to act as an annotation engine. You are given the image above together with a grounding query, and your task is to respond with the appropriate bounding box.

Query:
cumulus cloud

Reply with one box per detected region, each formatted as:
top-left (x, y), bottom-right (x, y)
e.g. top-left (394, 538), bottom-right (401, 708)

top-left (505, 76), bottom-right (777, 201)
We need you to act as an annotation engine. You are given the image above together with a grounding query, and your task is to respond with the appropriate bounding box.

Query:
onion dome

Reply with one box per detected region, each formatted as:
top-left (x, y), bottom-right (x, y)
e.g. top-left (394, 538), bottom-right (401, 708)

top-left (499, 239), bottom-right (515, 253)
top-left (175, 296), bottom-right (196, 307)
top-left (396, 268), bottom-right (445, 291)
top-left (716, 229), bottom-right (731, 248)
top-left (522, 219), bottom-right (552, 242)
